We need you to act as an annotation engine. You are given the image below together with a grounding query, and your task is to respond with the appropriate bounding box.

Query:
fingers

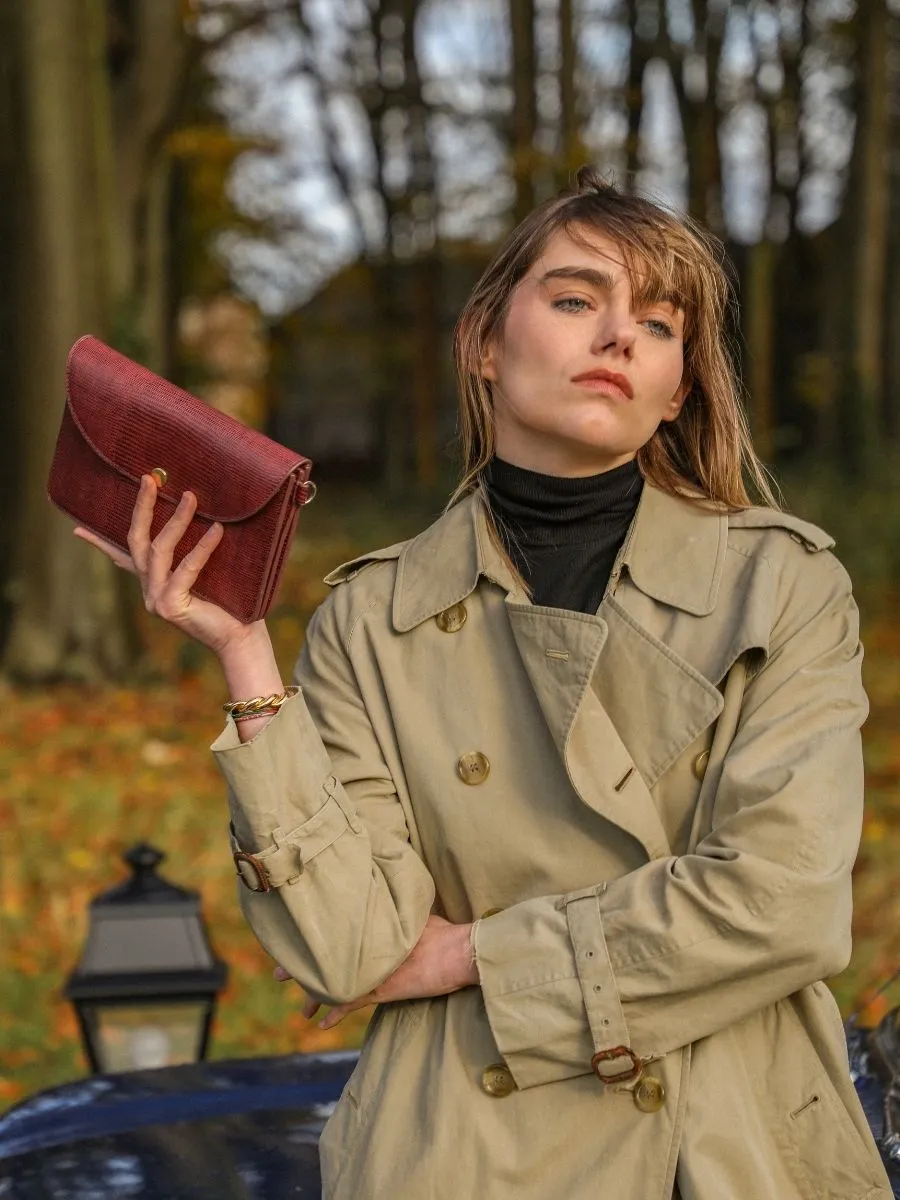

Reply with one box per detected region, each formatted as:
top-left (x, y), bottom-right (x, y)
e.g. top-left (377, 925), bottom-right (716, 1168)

top-left (74, 527), bottom-right (136, 574)
top-left (317, 997), bottom-right (376, 1029)
top-left (318, 1005), bottom-right (350, 1030)
top-left (127, 475), bottom-right (159, 575)
top-left (139, 487), bottom-right (224, 622)
top-left (145, 489), bottom-right (199, 598)
top-left (270, 968), bottom-right (373, 1028)
top-left (168, 520), bottom-right (224, 595)
top-left (271, 968), bottom-right (322, 1020)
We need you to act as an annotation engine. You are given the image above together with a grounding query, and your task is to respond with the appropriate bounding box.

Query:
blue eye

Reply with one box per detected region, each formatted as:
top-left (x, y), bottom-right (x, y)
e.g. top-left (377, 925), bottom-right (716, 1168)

top-left (552, 296), bottom-right (590, 312)
top-left (644, 319), bottom-right (674, 339)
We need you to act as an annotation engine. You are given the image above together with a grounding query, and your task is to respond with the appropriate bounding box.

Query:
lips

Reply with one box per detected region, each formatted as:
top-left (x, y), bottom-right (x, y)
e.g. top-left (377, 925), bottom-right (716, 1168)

top-left (571, 369), bottom-right (634, 399)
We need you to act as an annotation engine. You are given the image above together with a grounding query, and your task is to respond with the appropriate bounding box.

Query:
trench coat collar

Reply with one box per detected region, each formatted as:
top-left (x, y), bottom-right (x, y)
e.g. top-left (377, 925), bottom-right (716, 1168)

top-left (392, 482), bottom-right (729, 631)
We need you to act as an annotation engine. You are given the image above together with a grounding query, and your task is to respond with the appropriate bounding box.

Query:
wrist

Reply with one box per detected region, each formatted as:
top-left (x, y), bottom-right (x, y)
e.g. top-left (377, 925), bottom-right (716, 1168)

top-left (216, 619), bottom-right (272, 667)
top-left (218, 623), bottom-right (277, 679)
top-left (456, 922), bottom-right (479, 987)
top-left (217, 621), bottom-right (284, 710)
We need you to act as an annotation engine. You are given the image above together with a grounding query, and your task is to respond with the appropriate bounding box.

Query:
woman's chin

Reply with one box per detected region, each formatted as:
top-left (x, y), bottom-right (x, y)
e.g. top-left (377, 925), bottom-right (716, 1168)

top-left (555, 428), bottom-right (639, 466)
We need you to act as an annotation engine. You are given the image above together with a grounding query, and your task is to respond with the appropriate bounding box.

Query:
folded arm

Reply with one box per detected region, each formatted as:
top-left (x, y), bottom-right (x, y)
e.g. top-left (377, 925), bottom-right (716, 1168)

top-left (474, 552), bottom-right (867, 1089)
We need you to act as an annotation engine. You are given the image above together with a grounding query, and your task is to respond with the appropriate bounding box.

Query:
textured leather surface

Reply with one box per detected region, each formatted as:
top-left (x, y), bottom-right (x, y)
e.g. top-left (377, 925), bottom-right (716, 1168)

top-left (47, 336), bottom-right (314, 624)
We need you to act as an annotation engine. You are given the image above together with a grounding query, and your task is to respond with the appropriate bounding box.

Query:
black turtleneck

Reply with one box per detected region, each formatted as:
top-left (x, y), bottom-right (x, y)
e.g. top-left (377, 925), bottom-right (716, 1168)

top-left (482, 456), bottom-right (643, 615)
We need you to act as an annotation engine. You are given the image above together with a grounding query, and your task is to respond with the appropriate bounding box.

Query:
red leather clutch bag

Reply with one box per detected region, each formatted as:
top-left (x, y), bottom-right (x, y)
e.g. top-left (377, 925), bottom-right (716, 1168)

top-left (47, 335), bottom-right (316, 624)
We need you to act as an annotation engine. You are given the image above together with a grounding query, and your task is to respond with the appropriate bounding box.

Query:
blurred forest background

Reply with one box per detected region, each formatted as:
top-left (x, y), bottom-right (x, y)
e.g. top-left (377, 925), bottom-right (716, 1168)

top-left (1, 0), bottom-right (899, 1106)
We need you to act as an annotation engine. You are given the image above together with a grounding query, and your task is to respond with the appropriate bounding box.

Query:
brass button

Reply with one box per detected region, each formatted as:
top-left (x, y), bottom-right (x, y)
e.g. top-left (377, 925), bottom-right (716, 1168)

top-left (481, 907), bottom-right (503, 919)
top-left (692, 749), bottom-right (710, 780)
top-left (457, 751), bottom-right (490, 785)
top-left (150, 467), bottom-right (168, 487)
top-left (481, 1062), bottom-right (516, 1098)
top-left (435, 602), bottom-right (467, 633)
top-left (633, 1075), bottom-right (666, 1113)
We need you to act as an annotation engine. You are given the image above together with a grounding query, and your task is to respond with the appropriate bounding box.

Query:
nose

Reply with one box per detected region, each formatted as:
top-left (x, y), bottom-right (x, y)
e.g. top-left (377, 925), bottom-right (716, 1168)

top-left (590, 302), bottom-right (636, 359)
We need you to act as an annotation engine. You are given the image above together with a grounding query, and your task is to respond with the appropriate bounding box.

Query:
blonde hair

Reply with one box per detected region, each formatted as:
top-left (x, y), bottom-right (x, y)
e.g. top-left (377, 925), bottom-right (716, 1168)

top-left (449, 168), bottom-right (778, 511)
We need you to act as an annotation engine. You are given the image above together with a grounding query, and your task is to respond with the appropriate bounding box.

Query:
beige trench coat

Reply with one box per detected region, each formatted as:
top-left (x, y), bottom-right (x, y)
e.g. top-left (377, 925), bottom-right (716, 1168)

top-left (214, 484), bottom-right (891, 1200)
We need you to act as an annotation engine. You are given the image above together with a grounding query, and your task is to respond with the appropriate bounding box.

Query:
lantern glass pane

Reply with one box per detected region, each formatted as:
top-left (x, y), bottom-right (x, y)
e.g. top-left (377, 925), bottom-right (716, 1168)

top-left (91, 1001), bottom-right (209, 1072)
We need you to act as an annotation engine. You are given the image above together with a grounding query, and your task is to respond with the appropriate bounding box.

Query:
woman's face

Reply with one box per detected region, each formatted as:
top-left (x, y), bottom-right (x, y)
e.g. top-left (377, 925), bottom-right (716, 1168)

top-left (482, 226), bottom-right (689, 477)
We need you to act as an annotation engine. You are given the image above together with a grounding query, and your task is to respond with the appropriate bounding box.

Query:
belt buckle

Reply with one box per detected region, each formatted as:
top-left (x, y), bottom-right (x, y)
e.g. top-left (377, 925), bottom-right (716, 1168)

top-left (591, 1045), bottom-right (643, 1086)
top-left (234, 850), bottom-right (271, 893)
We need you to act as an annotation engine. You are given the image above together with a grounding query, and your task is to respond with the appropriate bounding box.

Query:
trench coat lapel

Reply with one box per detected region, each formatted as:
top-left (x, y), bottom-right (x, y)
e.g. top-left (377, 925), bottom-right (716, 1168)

top-left (593, 595), bottom-right (724, 791)
top-left (586, 486), bottom-right (728, 804)
top-left (504, 601), bottom-right (675, 861)
top-left (393, 487), bottom-right (731, 861)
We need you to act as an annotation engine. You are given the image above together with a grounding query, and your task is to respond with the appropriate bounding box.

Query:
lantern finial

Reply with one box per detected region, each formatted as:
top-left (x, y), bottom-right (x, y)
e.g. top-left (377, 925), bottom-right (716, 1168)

top-left (125, 842), bottom-right (165, 874)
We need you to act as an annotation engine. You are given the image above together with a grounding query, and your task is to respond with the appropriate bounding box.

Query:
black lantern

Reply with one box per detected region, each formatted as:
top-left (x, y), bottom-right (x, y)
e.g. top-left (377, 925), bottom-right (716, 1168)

top-left (65, 843), bottom-right (228, 1074)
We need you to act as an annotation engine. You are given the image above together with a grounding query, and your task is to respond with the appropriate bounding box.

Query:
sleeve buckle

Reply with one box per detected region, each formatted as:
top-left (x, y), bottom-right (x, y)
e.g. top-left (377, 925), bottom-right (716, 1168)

top-left (234, 850), bottom-right (271, 893)
top-left (591, 1046), bottom-right (643, 1086)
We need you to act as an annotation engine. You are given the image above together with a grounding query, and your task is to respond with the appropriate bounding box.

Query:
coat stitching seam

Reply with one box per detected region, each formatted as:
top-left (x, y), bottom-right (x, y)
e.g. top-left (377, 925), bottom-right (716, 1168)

top-left (345, 595), bottom-right (382, 652)
top-left (482, 971), bottom-right (580, 1000)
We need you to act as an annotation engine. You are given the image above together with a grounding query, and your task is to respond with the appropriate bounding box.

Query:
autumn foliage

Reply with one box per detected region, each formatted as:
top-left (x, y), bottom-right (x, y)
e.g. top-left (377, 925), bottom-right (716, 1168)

top-left (1, 500), bottom-right (898, 1110)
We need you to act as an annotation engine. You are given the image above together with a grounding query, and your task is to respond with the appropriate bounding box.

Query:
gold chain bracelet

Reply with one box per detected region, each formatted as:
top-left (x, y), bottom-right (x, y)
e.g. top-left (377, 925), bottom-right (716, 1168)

top-left (223, 686), bottom-right (301, 718)
top-left (232, 707), bottom-right (280, 723)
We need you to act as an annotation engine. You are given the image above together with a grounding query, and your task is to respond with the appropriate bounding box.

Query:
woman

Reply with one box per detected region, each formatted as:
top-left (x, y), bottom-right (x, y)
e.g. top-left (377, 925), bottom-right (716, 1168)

top-left (78, 169), bottom-right (891, 1199)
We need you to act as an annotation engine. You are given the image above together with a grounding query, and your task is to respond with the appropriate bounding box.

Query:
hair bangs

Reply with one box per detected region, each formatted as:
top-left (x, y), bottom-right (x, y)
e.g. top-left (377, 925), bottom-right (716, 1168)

top-left (563, 214), bottom-right (703, 341)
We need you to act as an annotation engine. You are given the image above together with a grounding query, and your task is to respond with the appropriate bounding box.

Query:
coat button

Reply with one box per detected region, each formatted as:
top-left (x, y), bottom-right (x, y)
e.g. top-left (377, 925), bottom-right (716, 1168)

top-left (435, 603), bottom-right (467, 633)
top-left (481, 907), bottom-right (503, 919)
top-left (633, 1075), bottom-right (666, 1113)
top-left (481, 1063), bottom-right (516, 1097)
top-left (457, 751), bottom-right (490, 785)
top-left (692, 749), bottom-right (710, 780)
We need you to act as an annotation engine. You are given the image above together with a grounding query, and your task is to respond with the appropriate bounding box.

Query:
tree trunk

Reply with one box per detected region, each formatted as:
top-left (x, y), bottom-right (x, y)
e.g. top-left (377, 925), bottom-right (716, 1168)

top-left (557, 0), bottom-right (580, 186)
top-left (363, 0), bottom-right (412, 494)
top-left (2, 0), bottom-right (192, 680)
top-left (2, 0), bottom-right (140, 681)
top-left (0, 0), bottom-right (23, 649)
top-left (624, 0), bottom-right (655, 184)
top-left (683, 78), bottom-right (724, 230)
top-left (743, 239), bottom-right (776, 462)
top-left (400, 0), bottom-right (441, 489)
top-left (659, 0), bottom-right (725, 230)
top-left (885, 10), bottom-right (900, 442)
top-left (409, 256), bottom-right (442, 488)
top-left (510, 0), bottom-right (537, 224)
top-left (112, 0), bottom-right (194, 371)
top-left (839, 0), bottom-right (890, 474)
top-left (853, 0), bottom-right (889, 466)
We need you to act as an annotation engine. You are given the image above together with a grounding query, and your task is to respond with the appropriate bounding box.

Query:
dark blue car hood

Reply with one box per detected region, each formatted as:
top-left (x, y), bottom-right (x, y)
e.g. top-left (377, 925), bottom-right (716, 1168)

top-left (0, 1052), bottom-right (357, 1199)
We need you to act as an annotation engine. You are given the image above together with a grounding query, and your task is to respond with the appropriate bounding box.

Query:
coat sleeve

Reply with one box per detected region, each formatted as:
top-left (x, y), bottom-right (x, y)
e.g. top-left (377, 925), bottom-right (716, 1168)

top-left (211, 583), bottom-right (436, 1006)
top-left (473, 549), bottom-right (868, 1090)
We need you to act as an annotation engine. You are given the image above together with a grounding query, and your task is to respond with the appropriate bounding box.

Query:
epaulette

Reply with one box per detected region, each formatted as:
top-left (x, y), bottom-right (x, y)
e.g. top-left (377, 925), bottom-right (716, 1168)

top-left (323, 541), bottom-right (407, 587)
top-left (728, 508), bottom-right (834, 553)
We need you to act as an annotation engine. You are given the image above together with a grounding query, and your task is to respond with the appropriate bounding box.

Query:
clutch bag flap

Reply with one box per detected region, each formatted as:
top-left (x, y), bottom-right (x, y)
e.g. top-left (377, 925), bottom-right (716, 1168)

top-left (47, 335), bottom-right (315, 623)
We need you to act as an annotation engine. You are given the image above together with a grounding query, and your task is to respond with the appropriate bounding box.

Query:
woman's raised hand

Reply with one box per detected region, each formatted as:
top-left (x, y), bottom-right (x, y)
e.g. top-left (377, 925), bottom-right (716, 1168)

top-left (74, 474), bottom-right (256, 659)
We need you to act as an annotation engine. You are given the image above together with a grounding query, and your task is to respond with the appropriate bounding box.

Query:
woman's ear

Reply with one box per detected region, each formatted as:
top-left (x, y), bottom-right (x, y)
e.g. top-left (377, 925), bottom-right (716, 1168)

top-left (662, 371), bottom-right (692, 422)
top-left (480, 342), bottom-right (497, 382)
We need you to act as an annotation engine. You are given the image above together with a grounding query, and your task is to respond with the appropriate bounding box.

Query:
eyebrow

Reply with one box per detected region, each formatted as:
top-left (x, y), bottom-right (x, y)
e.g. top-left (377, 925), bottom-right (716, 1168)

top-left (539, 266), bottom-right (616, 290)
top-left (538, 265), bottom-right (682, 310)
